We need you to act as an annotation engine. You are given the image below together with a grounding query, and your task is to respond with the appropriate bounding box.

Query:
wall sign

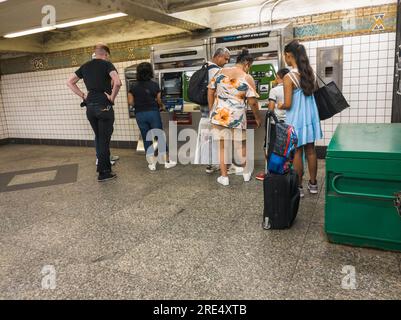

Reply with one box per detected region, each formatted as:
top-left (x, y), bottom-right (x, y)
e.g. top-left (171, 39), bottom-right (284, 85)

top-left (215, 31), bottom-right (271, 44)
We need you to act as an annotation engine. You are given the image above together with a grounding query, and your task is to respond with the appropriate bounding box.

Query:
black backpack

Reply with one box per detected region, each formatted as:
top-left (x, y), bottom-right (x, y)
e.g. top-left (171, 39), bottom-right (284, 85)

top-left (188, 63), bottom-right (219, 105)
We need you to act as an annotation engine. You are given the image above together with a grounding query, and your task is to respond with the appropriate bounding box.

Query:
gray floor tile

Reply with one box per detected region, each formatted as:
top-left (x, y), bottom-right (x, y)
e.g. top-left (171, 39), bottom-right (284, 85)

top-left (177, 233), bottom-right (299, 300)
top-left (107, 232), bottom-right (216, 290)
top-left (1, 146), bottom-right (401, 300)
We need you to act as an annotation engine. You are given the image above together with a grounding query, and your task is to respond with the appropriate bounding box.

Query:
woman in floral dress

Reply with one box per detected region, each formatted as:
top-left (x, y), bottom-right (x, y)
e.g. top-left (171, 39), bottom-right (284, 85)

top-left (208, 49), bottom-right (262, 186)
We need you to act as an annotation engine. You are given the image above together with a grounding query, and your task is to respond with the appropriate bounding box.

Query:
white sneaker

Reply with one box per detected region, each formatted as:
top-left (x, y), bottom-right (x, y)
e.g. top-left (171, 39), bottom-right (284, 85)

top-left (308, 181), bottom-right (319, 194)
top-left (148, 163), bottom-right (157, 171)
top-left (217, 176), bottom-right (229, 186)
top-left (146, 155), bottom-right (157, 165)
top-left (228, 164), bottom-right (244, 175)
top-left (243, 172), bottom-right (252, 182)
top-left (165, 161), bottom-right (177, 169)
top-left (299, 187), bottom-right (305, 198)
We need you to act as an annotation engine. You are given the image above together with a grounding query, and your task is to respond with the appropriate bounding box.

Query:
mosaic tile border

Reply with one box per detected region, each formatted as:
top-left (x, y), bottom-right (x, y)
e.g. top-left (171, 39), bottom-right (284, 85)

top-left (294, 11), bottom-right (396, 41)
top-left (216, 3), bottom-right (397, 39)
top-left (0, 32), bottom-right (188, 75)
top-left (0, 3), bottom-right (397, 75)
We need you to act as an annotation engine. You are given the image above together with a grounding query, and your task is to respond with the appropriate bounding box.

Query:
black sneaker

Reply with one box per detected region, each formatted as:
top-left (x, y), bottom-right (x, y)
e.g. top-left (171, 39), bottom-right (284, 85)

top-left (205, 165), bottom-right (219, 174)
top-left (98, 173), bottom-right (117, 182)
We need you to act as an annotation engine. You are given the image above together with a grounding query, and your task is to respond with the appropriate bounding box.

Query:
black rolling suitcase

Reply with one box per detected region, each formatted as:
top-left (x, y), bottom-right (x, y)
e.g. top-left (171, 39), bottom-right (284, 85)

top-left (262, 111), bottom-right (300, 230)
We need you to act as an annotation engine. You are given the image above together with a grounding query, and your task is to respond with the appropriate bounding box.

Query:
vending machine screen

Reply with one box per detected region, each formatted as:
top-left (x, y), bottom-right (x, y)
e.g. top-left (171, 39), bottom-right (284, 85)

top-left (250, 63), bottom-right (277, 104)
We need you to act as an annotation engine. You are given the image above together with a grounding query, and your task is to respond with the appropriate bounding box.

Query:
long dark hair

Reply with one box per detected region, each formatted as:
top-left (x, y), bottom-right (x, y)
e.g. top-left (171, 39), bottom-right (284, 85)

top-left (236, 48), bottom-right (254, 65)
top-left (284, 40), bottom-right (315, 96)
top-left (137, 62), bottom-right (154, 81)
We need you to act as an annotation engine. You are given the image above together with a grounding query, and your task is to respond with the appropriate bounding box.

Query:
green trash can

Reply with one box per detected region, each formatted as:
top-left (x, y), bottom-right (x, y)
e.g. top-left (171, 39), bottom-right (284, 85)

top-left (325, 124), bottom-right (401, 252)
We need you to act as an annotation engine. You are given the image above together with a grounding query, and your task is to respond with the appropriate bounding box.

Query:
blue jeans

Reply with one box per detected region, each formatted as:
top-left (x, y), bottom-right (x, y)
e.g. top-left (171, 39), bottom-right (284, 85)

top-left (135, 110), bottom-right (168, 157)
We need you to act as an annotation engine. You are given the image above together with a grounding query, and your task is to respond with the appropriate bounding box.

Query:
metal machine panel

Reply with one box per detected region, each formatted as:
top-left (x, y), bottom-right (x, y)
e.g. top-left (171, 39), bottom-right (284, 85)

top-left (153, 45), bottom-right (207, 64)
top-left (124, 64), bottom-right (138, 119)
top-left (152, 39), bottom-right (209, 71)
top-left (317, 46), bottom-right (343, 91)
top-left (210, 24), bottom-right (293, 69)
top-left (152, 39), bottom-right (209, 113)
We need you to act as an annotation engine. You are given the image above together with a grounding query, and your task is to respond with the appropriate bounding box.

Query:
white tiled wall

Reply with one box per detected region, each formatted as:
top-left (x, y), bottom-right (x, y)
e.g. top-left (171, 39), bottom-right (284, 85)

top-left (0, 60), bottom-right (145, 142)
top-left (0, 91), bottom-right (8, 140)
top-left (303, 32), bottom-right (396, 146)
top-left (0, 32), bottom-right (396, 146)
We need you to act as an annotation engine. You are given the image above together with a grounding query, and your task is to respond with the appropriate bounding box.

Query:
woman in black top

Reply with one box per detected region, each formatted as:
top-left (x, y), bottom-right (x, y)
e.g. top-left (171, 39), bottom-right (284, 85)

top-left (128, 62), bottom-right (176, 171)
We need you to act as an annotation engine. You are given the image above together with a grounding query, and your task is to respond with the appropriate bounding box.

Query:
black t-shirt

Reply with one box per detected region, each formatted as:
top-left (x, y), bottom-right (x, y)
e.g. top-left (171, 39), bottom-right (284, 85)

top-left (129, 80), bottom-right (160, 113)
top-left (75, 59), bottom-right (117, 106)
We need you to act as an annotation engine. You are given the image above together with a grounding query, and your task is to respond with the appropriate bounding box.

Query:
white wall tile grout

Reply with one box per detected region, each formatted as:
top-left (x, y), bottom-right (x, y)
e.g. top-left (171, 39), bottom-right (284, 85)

top-left (0, 90), bottom-right (9, 140)
top-left (0, 61), bottom-right (143, 142)
top-left (303, 32), bottom-right (395, 146)
top-left (0, 32), bottom-right (397, 147)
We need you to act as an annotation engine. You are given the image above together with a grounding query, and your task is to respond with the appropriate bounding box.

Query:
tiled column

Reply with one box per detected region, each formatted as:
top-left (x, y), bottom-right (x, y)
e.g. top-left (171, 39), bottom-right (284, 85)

top-left (0, 90), bottom-right (9, 140)
top-left (391, 0), bottom-right (401, 122)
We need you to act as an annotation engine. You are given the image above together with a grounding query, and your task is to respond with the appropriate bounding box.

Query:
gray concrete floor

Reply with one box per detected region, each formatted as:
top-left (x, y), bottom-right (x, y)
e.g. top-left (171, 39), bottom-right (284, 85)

top-left (0, 144), bottom-right (400, 300)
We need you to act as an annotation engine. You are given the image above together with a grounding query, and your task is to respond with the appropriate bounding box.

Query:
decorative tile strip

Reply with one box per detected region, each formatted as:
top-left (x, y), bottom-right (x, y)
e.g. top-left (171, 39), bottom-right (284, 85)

top-left (215, 3), bottom-right (397, 40)
top-left (1, 32), bottom-right (188, 75)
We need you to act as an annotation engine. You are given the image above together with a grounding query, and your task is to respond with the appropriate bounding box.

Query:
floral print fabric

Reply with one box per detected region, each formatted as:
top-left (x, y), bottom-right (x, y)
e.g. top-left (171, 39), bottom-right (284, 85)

top-left (209, 72), bottom-right (258, 130)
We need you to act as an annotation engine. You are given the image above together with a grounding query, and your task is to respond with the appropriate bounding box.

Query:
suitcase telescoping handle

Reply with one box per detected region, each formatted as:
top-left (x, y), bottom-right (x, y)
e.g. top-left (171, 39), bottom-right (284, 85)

top-left (332, 175), bottom-right (401, 217)
top-left (264, 110), bottom-right (279, 175)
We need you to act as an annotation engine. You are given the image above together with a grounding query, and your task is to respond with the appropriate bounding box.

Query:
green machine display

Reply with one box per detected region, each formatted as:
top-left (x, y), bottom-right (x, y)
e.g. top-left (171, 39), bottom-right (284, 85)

top-left (184, 65), bottom-right (277, 103)
top-left (183, 71), bottom-right (195, 103)
top-left (325, 124), bottom-right (401, 252)
top-left (250, 63), bottom-right (277, 104)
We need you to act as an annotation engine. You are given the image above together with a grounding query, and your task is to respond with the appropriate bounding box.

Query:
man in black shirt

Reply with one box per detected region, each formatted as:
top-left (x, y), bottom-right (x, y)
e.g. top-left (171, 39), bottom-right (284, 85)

top-left (67, 43), bottom-right (122, 182)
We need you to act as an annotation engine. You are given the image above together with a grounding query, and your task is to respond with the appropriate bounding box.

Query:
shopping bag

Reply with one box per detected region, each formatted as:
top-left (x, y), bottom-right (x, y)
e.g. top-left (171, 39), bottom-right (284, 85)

top-left (314, 75), bottom-right (350, 121)
top-left (194, 118), bottom-right (219, 165)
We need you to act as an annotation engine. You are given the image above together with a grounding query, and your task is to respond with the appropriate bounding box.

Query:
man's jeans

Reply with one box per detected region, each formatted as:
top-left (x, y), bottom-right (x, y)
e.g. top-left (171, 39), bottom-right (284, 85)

top-left (87, 103), bottom-right (114, 175)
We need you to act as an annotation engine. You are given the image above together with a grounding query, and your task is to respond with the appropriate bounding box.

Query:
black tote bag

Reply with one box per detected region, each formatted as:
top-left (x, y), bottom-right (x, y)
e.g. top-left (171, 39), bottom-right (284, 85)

top-left (314, 75), bottom-right (350, 121)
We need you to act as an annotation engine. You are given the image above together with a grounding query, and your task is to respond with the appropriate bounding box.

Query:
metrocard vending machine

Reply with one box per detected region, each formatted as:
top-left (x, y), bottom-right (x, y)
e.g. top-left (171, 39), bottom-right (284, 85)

top-left (124, 64), bottom-right (138, 119)
top-left (151, 39), bottom-right (210, 160)
top-left (210, 23), bottom-right (293, 108)
top-left (151, 39), bottom-right (209, 114)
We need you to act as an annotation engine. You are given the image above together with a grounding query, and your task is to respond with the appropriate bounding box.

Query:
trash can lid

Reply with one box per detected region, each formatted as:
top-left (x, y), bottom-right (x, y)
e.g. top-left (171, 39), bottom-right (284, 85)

top-left (327, 124), bottom-right (401, 160)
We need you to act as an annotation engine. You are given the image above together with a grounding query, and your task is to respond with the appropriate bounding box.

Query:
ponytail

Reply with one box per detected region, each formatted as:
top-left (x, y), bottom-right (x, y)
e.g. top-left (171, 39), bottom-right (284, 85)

top-left (284, 40), bottom-right (315, 96)
top-left (236, 48), bottom-right (254, 65)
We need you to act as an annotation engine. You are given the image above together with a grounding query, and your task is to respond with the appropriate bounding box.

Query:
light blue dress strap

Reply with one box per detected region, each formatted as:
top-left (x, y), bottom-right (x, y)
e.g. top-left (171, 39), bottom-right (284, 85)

top-left (288, 71), bottom-right (301, 89)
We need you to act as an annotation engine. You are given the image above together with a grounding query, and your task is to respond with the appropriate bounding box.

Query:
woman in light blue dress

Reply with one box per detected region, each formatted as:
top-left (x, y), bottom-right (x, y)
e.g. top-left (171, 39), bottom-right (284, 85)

top-left (279, 40), bottom-right (323, 197)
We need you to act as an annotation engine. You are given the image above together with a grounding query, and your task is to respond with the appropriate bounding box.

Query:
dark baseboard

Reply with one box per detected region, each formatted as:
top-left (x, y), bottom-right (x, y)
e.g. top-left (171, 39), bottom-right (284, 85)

top-left (2, 138), bottom-right (328, 158)
top-left (0, 138), bottom-right (10, 146)
top-left (6, 138), bottom-right (137, 149)
top-left (316, 146), bottom-right (327, 159)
